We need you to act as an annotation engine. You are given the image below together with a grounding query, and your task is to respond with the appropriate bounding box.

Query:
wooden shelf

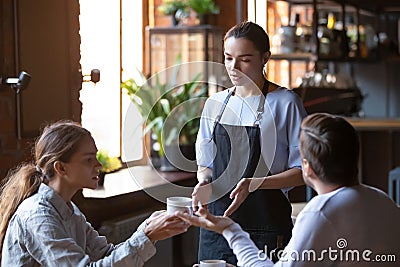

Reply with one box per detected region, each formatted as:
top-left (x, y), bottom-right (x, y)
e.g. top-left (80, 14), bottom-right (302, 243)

top-left (274, 0), bottom-right (400, 14)
top-left (270, 53), bottom-right (317, 61)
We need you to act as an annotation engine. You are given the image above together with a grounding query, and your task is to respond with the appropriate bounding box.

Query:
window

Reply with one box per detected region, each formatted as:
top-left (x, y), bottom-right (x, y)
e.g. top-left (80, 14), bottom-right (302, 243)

top-left (79, 0), bottom-right (144, 162)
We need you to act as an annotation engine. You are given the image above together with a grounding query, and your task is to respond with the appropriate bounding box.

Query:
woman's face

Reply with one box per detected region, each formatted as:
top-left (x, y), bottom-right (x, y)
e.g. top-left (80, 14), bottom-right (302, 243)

top-left (224, 37), bottom-right (267, 87)
top-left (62, 135), bottom-right (102, 190)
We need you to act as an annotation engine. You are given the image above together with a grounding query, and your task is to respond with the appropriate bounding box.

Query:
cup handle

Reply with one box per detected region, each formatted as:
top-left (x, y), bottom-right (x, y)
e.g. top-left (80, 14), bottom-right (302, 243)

top-left (193, 264), bottom-right (199, 267)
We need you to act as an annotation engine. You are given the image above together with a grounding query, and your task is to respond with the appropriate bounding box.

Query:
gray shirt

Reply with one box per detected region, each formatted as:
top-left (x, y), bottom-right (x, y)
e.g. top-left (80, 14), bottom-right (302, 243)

top-left (2, 183), bottom-right (156, 266)
top-left (222, 185), bottom-right (400, 266)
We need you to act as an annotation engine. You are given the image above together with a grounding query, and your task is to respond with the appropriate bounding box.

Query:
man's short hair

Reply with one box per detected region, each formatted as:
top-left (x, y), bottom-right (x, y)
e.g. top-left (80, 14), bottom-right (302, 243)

top-left (300, 113), bottom-right (359, 185)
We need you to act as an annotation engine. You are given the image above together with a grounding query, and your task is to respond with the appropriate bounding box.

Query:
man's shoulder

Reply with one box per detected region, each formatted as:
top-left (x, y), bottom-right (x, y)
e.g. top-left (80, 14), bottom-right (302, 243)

top-left (304, 185), bottom-right (397, 215)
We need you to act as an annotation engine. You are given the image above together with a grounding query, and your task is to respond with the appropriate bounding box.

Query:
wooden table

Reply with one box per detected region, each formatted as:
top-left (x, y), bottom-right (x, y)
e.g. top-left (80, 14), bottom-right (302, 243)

top-left (74, 166), bottom-right (197, 229)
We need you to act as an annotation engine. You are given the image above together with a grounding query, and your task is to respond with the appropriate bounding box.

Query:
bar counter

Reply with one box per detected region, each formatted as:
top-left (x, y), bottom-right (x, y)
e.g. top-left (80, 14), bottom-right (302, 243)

top-left (345, 117), bottom-right (400, 193)
top-left (346, 117), bottom-right (400, 131)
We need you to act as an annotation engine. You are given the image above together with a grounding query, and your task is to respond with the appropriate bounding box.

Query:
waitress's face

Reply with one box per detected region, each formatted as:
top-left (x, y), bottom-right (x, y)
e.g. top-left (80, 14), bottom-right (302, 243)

top-left (224, 37), bottom-right (267, 87)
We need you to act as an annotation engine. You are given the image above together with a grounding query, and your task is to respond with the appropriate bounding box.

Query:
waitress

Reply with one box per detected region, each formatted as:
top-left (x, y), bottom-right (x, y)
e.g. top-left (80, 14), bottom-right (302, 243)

top-left (192, 21), bottom-right (307, 265)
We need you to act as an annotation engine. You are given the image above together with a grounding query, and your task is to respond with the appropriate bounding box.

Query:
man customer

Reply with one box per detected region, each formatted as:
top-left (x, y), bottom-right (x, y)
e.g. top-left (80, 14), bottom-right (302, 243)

top-left (180, 113), bottom-right (400, 266)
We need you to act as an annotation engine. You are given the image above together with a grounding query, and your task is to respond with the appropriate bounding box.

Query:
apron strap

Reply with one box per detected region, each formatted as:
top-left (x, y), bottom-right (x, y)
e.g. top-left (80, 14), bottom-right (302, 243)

top-left (211, 80), bottom-right (270, 135)
top-left (254, 80), bottom-right (269, 126)
top-left (216, 87), bottom-right (236, 125)
top-left (254, 95), bottom-right (265, 126)
top-left (210, 88), bottom-right (236, 140)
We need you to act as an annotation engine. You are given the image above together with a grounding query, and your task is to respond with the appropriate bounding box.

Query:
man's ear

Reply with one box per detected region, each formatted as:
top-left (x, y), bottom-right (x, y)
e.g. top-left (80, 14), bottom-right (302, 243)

top-left (302, 158), bottom-right (317, 180)
top-left (263, 51), bottom-right (271, 64)
top-left (53, 161), bottom-right (66, 176)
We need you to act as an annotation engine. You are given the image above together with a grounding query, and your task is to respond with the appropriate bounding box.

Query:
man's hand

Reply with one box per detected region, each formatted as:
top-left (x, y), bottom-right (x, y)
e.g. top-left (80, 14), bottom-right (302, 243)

top-left (176, 207), bottom-right (234, 234)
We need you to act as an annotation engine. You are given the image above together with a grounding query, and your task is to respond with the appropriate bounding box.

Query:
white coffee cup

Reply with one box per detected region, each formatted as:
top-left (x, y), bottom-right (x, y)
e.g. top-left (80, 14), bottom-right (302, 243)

top-left (193, 259), bottom-right (226, 267)
top-left (166, 196), bottom-right (192, 215)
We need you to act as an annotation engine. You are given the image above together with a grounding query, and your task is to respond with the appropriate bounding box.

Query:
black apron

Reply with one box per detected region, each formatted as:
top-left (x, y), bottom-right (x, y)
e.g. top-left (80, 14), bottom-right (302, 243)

top-left (198, 86), bottom-right (293, 265)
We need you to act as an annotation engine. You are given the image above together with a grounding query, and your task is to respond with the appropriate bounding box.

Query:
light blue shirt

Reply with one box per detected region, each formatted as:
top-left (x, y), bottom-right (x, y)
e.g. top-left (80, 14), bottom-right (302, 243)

top-left (196, 87), bottom-right (307, 179)
top-left (1, 183), bottom-right (156, 266)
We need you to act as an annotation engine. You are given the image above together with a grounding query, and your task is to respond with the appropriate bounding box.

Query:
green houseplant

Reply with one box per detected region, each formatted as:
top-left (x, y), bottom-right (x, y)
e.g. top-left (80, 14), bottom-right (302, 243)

top-left (187, 0), bottom-right (219, 24)
top-left (158, 0), bottom-right (188, 26)
top-left (96, 150), bottom-right (122, 186)
top-left (121, 61), bottom-right (207, 170)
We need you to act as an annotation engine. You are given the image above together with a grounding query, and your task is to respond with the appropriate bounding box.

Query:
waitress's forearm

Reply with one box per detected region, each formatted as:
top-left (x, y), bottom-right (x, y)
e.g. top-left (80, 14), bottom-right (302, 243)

top-left (258, 168), bottom-right (304, 189)
top-left (197, 166), bottom-right (212, 183)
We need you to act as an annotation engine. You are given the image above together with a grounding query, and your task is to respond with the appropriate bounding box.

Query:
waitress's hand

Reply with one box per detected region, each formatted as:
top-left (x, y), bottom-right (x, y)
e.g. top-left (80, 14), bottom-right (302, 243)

top-left (224, 178), bottom-right (250, 217)
top-left (224, 178), bottom-right (263, 217)
top-left (192, 181), bottom-right (212, 212)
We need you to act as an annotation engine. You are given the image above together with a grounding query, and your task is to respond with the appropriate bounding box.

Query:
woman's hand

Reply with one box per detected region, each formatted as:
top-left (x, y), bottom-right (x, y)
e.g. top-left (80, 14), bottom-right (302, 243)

top-left (224, 178), bottom-right (264, 217)
top-left (192, 181), bottom-right (212, 212)
top-left (176, 207), bottom-right (234, 235)
top-left (144, 211), bottom-right (189, 243)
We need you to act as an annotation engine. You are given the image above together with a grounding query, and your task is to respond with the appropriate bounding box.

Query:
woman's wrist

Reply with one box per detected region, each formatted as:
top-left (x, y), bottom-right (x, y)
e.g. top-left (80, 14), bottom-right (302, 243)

top-left (144, 224), bottom-right (157, 245)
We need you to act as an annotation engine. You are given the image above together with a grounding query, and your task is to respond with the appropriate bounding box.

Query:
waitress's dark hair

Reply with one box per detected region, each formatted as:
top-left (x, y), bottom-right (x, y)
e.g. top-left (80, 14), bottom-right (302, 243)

top-left (300, 113), bottom-right (359, 186)
top-left (224, 21), bottom-right (270, 54)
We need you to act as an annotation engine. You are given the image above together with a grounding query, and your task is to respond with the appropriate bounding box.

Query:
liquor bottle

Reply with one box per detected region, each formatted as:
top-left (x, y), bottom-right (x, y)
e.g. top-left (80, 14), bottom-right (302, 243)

top-left (346, 16), bottom-right (358, 58)
top-left (359, 25), bottom-right (368, 58)
top-left (294, 13), bottom-right (312, 53)
top-left (327, 12), bottom-right (336, 29)
top-left (318, 12), bottom-right (332, 56)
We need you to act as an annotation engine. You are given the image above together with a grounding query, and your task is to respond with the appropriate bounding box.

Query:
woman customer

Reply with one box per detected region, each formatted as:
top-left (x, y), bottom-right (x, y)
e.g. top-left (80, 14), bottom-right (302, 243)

top-left (192, 21), bottom-right (307, 265)
top-left (0, 121), bottom-right (188, 266)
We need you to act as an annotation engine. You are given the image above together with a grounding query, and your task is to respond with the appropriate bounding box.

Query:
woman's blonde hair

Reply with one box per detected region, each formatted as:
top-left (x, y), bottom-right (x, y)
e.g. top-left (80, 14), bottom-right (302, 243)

top-left (0, 120), bottom-right (91, 252)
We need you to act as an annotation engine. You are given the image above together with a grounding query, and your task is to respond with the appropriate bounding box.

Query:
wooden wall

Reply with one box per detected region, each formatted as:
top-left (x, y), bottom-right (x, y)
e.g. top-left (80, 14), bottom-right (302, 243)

top-left (0, 0), bottom-right (81, 179)
top-left (0, 0), bottom-right (246, 181)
